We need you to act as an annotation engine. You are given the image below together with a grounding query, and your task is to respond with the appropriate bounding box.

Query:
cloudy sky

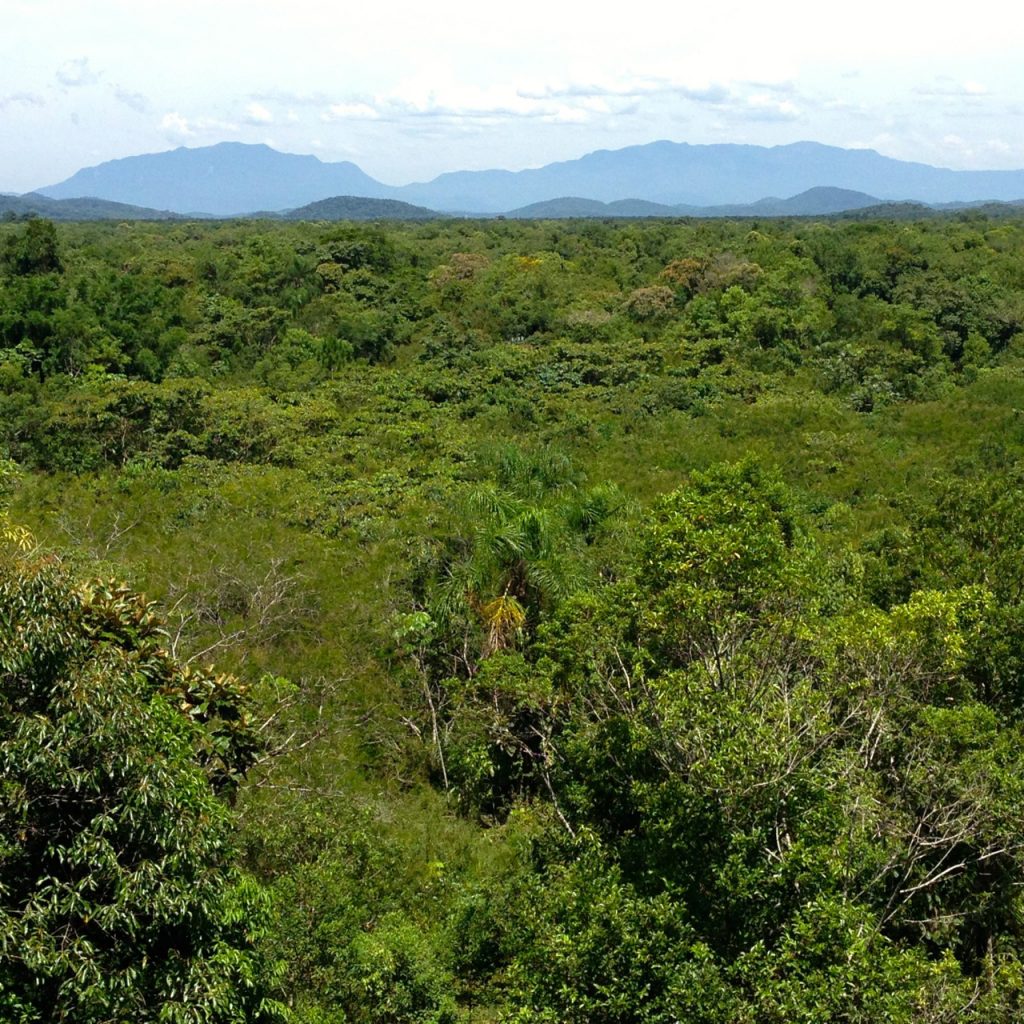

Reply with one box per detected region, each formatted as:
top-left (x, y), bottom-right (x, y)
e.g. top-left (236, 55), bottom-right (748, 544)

top-left (2, 0), bottom-right (1023, 193)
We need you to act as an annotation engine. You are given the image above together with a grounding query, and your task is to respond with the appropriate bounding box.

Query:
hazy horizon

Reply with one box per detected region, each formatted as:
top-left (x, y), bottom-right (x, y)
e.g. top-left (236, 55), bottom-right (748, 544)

top-left (3, 0), bottom-right (1023, 194)
top-left (23, 135), bottom-right (1024, 198)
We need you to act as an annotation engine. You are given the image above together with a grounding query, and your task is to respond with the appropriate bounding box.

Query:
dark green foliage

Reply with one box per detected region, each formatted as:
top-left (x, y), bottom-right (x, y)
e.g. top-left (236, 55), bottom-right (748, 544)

top-left (285, 195), bottom-right (441, 221)
top-left (2, 219), bottom-right (62, 276)
top-left (440, 468), bottom-right (1024, 1021)
top-left (254, 803), bottom-right (464, 1024)
top-left (0, 556), bottom-right (284, 1023)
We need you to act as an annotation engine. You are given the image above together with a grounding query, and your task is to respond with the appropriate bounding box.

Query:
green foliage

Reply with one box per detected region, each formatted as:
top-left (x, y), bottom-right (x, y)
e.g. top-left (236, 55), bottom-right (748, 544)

top-left (631, 459), bottom-right (807, 666)
top-left (7, 212), bottom-right (1024, 1021)
top-left (419, 464), bottom-right (1024, 1019)
top-left (2, 219), bottom-right (62, 276)
top-left (0, 555), bottom-right (285, 1023)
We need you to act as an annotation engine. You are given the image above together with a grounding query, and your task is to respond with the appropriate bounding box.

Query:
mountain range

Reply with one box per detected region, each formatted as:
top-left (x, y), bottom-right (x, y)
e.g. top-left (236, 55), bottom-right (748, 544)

top-left (23, 140), bottom-right (1024, 219)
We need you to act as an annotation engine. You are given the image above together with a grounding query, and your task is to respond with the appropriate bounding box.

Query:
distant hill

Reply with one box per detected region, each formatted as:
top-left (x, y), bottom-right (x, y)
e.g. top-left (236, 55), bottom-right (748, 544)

top-left (37, 142), bottom-right (390, 217)
top-left (505, 187), bottom-right (887, 219)
top-left (0, 192), bottom-right (181, 221)
top-left (838, 199), bottom-right (1024, 222)
top-left (699, 186), bottom-right (884, 217)
top-left (930, 198), bottom-right (1024, 212)
top-left (506, 196), bottom-right (681, 218)
top-left (0, 187), bottom-right (897, 223)
top-left (283, 195), bottom-right (442, 221)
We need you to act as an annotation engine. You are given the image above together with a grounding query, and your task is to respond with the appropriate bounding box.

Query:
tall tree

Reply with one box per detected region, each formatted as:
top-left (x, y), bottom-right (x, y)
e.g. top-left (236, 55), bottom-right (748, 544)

top-left (0, 552), bottom-right (286, 1023)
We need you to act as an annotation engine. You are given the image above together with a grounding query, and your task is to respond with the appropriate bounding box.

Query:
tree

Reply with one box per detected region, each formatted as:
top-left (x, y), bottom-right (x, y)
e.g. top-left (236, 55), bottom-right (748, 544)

top-left (1, 219), bottom-right (62, 277)
top-left (0, 553), bottom-right (286, 1023)
top-left (438, 464), bottom-right (1024, 1021)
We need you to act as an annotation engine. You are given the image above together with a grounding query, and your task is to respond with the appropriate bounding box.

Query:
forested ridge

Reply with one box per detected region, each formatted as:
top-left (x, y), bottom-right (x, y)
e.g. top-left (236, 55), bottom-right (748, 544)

top-left (4, 210), bottom-right (1024, 1022)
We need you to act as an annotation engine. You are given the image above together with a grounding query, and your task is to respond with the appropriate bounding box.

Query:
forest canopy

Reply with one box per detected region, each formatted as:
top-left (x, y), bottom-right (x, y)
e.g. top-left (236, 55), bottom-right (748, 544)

top-left (3, 211), bottom-right (1024, 1021)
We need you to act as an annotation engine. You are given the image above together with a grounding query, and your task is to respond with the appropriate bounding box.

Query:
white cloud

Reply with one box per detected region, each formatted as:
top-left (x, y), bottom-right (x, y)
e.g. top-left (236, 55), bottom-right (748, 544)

top-left (160, 111), bottom-right (194, 136)
top-left (322, 101), bottom-right (380, 121)
top-left (349, 72), bottom-right (730, 127)
top-left (385, 78), bottom-right (535, 119)
top-left (245, 101), bottom-right (274, 124)
top-left (938, 133), bottom-right (1013, 164)
top-left (915, 79), bottom-right (991, 98)
top-left (542, 106), bottom-right (591, 125)
top-left (159, 111), bottom-right (240, 138)
top-left (821, 97), bottom-right (870, 115)
top-left (741, 94), bottom-right (802, 121)
top-left (844, 133), bottom-right (899, 154)
top-left (111, 85), bottom-right (148, 113)
top-left (517, 74), bottom-right (733, 105)
top-left (56, 57), bottom-right (100, 88)
top-left (251, 90), bottom-right (330, 108)
top-left (0, 91), bottom-right (45, 111)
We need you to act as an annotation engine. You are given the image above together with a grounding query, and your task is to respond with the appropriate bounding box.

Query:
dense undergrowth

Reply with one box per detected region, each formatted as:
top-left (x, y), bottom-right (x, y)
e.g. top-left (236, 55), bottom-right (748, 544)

top-left (4, 212), bottom-right (1024, 1021)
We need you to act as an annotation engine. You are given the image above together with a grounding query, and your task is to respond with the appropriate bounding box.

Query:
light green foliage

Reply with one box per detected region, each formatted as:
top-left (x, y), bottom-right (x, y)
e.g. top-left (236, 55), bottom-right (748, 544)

top-left (0, 458), bottom-right (32, 553)
top-left (631, 460), bottom-right (806, 666)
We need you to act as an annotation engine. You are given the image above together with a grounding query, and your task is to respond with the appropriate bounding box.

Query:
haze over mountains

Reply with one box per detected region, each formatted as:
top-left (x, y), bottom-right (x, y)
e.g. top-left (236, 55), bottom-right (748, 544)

top-left (39, 143), bottom-right (383, 217)
top-left (28, 140), bottom-right (1024, 218)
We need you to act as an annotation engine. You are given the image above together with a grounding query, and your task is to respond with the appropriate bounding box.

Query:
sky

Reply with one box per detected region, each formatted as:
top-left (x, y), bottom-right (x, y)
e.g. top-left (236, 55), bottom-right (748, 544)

top-left (2, 0), bottom-right (1023, 193)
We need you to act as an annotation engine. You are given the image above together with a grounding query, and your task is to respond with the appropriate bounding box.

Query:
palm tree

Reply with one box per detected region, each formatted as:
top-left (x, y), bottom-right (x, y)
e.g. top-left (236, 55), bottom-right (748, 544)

top-left (420, 448), bottom-right (629, 671)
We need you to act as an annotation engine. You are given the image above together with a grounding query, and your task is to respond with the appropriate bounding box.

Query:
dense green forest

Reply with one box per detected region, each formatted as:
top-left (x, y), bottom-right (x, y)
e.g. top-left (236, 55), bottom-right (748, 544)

top-left (4, 209), bottom-right (1024, 1022)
